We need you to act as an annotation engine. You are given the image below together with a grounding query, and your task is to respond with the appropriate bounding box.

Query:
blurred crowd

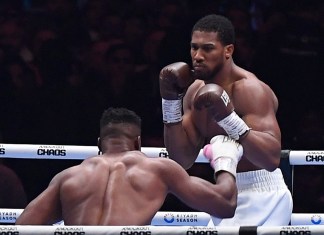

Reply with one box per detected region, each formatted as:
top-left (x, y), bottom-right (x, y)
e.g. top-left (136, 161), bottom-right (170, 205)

top-left (1, 0), bottom-right (324, 214)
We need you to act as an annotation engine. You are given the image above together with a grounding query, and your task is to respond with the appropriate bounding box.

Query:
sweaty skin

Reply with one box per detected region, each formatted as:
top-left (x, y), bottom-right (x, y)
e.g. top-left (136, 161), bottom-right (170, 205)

top-left (164, 30), bottom-right (281, 172)
top-left (15, 151), bottom-right (237, 225)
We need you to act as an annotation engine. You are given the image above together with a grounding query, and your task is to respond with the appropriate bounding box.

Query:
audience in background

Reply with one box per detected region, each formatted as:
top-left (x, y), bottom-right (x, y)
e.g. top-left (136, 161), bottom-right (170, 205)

top-left (0, 0), bottom-right (323, 213)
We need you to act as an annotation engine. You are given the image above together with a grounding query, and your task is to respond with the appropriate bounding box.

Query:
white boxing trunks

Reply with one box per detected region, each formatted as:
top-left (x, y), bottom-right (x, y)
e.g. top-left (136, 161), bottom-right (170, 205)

top-left (209, 168), bottom-right (293, 226)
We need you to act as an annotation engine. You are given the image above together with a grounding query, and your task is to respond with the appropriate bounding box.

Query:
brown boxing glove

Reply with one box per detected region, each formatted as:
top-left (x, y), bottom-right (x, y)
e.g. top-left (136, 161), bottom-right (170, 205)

top-left (159, 62), bottom-right (194, 124)
top-left (194, 84), bottom-right (251, 140)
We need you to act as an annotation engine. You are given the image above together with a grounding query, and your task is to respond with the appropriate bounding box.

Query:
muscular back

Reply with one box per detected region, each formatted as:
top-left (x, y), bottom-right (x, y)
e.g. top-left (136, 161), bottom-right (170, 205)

top-left (16, 150), bottom-right (239, 225)
top-left (59, 152), bottom-right (168, 225)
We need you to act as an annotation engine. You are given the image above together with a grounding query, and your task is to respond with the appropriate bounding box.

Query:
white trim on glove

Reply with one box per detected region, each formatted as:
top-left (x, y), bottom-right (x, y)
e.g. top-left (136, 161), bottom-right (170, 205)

top-left (203, 135), bottom-right (243, 178)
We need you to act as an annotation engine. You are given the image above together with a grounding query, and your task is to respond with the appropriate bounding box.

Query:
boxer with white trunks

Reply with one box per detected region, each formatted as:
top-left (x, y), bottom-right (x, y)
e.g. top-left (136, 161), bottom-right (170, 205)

top-left (159, 14), bottom-right (293, 226)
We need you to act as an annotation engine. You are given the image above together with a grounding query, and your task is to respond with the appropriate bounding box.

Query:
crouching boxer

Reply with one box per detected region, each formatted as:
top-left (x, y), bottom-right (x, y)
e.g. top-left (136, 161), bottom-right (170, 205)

top-left (16, 107), bottom-right (242, 226)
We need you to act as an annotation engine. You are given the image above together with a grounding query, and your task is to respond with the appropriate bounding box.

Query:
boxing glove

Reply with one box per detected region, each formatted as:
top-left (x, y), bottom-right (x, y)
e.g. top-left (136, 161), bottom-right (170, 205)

top-left (194, 84), bottom-right (250, 140)
top-left (203, 135), bottom-right (243, 178)
top-left (159, 62), bottom-right (194, 123)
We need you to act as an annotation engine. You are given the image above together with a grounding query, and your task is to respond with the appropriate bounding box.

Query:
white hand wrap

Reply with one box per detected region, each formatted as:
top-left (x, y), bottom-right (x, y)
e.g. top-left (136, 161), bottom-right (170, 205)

top-left (162, 97), bottom-right (183, 124)
top-left (203, 135), bottom-right (243, 178)
top-left (217, 111), bottom-right (250, 140)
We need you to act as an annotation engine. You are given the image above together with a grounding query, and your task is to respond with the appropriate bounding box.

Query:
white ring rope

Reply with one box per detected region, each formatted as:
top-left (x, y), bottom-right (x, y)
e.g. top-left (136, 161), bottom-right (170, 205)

top-left (0, 225), bottom-right (240, 235)
top-left (0, 225), bottom-right (324, 235)
top-left (1, 145), bottom-right (324, 233)
top-left (1, 143), bottom-right (324, 165)
top-left (1, 209), bottom-right (324, 226)
top-left (0, 144), bottom-right (207, 162)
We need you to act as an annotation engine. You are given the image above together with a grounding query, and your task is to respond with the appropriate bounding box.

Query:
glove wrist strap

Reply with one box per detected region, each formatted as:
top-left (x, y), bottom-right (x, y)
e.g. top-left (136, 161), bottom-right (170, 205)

top-left (217, 111), bottom-right (250, 140)
top-left (162, 97), bottom-right (183, 124)
top-left (211, 157), bottom-right (237, 178)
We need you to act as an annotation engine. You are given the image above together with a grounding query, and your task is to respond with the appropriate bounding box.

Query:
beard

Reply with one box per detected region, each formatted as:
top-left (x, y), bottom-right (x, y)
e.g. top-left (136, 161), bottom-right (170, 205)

top-left (193, 63), bottom-right (222, 82)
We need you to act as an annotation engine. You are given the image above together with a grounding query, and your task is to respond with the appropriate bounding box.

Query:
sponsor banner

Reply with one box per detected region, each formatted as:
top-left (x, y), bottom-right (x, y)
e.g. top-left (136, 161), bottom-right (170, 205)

top-left (151, 212), bottom-right (211, 226)
top-left (0, 144), bottom-right (99, 160)
top-left (1, 225), bottom-right (323, 235)
top-left (143, 147), bottom-right (168, 158)
top-left (257, 225), bottom-right (324, 235)
top-left (0, 144), bottom-right (208, 163)
top-left (2, 208), bottom-right (324, 228)
top-left (291, 214), bottom-right (324, 226)
top-left (2, 143), bottom-right (324, 165)
top-left (289, 151), bottom-right (324, 165)
top-left (0, 209), bottom-right (23, 223)
top-left (186, 226), bottom-right (239, 235)
top-left (0, 226), bottom-right (237, 235)
top-left (0, 210), bottom-right (211, 226)
top-left (0, 226), bottom-right (19, 235)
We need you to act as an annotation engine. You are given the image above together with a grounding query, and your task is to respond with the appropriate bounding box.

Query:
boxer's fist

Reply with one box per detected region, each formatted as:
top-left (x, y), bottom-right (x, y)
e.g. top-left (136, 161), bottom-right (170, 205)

top-left (203, 135), bottom-right (243, 178)
top-left (194, 83), bottom-right (234, 121)
top-left (159, 62), bottom-right (194, 100)
top-left (160, 62), bottom-right (194, 124)
top-left (194, 84), bottom-right (250, 140)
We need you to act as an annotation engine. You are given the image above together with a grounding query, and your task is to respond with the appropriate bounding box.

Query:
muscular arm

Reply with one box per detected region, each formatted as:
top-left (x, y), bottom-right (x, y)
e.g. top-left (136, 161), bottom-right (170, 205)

top-left (164, 81), bottom-right (204, 169)
top-left (234, 79), bottom-right (281, 171)
top-left (15, 174), bottom-right (62, 225)
top-left (163, 159), bottom-right (237, 218)
top-left (163, 116), bottom-right (203, 169)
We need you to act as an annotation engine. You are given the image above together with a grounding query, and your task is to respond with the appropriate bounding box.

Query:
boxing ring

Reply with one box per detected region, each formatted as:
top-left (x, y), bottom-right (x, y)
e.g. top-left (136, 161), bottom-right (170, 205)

top-left (1, 143), bottom-right (324, 234)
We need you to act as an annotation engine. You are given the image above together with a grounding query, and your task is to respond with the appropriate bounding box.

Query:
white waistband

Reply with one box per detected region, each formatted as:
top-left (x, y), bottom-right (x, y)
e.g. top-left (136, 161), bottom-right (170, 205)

top-left (236, 168), bottom-right (288, 192)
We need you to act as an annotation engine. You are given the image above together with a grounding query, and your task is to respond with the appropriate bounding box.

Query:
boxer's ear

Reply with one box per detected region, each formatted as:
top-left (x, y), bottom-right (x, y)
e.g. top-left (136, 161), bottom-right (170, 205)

top-left (225, 44), bottom-right (234, 59)
top-left (97, 137), bottom-right (102, 154)
top-left (134, 136), bottom-right (141, 151)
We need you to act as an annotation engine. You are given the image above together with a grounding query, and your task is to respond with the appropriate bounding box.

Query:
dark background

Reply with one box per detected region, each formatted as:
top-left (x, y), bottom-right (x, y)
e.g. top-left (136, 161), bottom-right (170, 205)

top-left (0, 0), bottom-right (324, 216)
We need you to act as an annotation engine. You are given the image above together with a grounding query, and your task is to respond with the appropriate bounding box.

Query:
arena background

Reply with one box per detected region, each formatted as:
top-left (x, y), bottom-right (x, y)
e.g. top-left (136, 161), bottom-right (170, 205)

top-left (0, 0), bottom-right (323, 217)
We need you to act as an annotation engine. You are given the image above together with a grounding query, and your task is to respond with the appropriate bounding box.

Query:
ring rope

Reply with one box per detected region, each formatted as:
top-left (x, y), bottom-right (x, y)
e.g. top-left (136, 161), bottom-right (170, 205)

top-left (1, 143), bottom-right (324, 165)
top-left (1, 225), bottom-right (324, 235)
top-left (0, 225), bottom-right (238, 235)
top-left (1, 209), bottom-right (324, 226)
